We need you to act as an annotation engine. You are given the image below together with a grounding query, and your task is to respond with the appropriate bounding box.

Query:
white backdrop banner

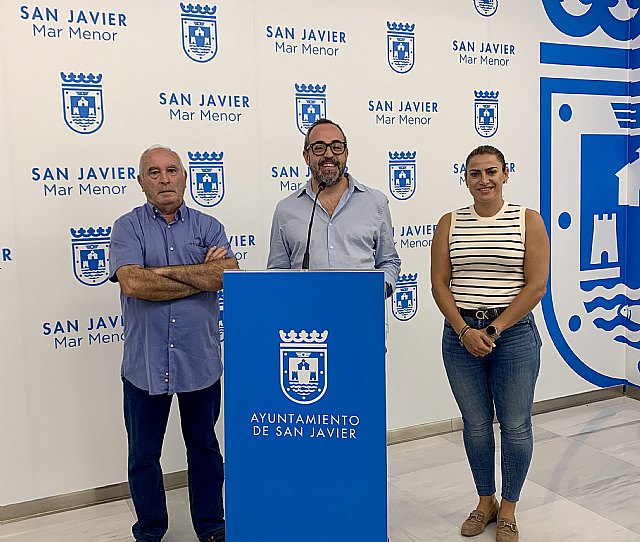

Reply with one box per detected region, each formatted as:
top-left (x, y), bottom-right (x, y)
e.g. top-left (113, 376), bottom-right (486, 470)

top-left (1, 0), bottom-right (638, 506)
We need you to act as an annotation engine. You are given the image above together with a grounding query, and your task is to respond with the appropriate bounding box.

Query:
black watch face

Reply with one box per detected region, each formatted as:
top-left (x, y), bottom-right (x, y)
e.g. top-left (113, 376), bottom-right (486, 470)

top-left (487, 325), bottom-right (497, 337)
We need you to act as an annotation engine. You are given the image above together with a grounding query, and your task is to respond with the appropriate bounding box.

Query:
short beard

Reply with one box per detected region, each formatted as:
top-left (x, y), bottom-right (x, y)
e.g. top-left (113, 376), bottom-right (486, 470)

top-left (311, 159), bottom-right (345, 187)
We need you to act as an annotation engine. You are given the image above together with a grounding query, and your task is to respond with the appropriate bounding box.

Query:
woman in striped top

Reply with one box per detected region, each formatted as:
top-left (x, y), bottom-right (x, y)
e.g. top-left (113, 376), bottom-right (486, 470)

top-left (430, 145), bottom-right (550, 542)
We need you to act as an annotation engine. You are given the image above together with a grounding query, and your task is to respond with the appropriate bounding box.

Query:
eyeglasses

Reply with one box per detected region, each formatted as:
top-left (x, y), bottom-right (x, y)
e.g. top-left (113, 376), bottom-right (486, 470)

top-left (306, 140), bottom-right (347, 156)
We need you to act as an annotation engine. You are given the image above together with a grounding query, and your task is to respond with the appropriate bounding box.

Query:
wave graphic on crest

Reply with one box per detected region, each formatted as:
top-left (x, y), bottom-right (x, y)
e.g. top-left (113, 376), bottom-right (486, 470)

top-left (289, 384), bottom-right (319, 397)
top-left (582, 286), bottom-right (640, 349)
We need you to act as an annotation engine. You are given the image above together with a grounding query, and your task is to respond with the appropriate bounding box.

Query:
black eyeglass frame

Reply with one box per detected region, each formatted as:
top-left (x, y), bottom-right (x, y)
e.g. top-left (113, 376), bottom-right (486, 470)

top-left (305, 140), bottom-right (348, 156)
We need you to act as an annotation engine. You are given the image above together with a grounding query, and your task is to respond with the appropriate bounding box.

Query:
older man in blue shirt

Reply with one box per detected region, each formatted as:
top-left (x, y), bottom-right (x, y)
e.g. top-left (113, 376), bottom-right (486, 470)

top-left (109, 145), bottom-right (237, 542)
top-left (267, 119), bottom-right (401, 293)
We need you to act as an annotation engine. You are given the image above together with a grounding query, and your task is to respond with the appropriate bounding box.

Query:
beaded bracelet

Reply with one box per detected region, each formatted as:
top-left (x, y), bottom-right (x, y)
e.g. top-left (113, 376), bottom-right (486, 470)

top-left (458, 324), bottom-right (471, 345)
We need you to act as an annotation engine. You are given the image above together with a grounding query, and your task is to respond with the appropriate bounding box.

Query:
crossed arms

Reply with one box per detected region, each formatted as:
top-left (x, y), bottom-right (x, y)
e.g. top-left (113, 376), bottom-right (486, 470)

top-left (116, 246), bottom-right (239, 301)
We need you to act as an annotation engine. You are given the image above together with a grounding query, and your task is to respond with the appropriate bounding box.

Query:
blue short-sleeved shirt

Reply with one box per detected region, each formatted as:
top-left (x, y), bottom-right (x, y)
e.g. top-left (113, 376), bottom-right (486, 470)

top-left (109, 201), bottom-right (232, 395)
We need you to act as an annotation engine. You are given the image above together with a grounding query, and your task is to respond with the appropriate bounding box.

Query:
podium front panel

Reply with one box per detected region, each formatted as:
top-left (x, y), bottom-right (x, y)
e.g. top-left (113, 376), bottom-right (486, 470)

top-left (224, 270), bottom-right (387, 542)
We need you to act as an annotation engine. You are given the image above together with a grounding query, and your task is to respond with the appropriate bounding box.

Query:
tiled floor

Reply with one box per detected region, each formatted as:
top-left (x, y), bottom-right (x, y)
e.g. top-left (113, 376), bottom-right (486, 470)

top-left (2, 397), bottom-right (640, 541)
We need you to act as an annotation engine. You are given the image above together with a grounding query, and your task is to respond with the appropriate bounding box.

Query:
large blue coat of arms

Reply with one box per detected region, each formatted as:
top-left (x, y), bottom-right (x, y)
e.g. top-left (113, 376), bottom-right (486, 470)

top-left (540, 0), bottom-right (640, 387)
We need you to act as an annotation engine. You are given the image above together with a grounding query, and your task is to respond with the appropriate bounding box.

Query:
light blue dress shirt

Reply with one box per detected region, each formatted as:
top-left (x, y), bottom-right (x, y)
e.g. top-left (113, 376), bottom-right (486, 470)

top-left (267, 175), bottom-right (401, 289)
top-left (109, 202), bottom-right (232, 395)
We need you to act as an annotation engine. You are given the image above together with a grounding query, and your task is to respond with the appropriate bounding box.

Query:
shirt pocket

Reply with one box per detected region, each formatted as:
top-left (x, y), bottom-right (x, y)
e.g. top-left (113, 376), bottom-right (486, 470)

top-left (185, 243), bottom-right (208, 264)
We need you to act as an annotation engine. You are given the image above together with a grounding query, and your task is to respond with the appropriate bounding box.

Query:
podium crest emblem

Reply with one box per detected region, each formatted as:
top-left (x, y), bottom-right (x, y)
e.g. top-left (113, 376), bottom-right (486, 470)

top-left (70, 227), bottom-right (111, 286)
top-left (389, 151), bottom-right (416, 200)
top-left (295, 83), bottom-right (326, 135)
top-left (392, 273), bottom-right (418, 321)
top-left (180, 3), bottom-right (218, 62)
top-left (474, 90), bottom-right (499, 138)
top-left (61, 72), bottom-right (104, 135)
top-left (474, 0), bottom-right (498, 17)
top-left (188, 151), bottom-right (225, 207)
top-left (280, 330), bottom-right (328, 404)
top-left (386, 22), bottom-right (415, 74)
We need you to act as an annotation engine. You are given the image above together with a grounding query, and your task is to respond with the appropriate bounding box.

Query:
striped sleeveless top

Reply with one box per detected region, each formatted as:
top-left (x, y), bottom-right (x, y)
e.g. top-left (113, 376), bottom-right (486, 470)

top-left (449, 202), bottom-right (526, 309)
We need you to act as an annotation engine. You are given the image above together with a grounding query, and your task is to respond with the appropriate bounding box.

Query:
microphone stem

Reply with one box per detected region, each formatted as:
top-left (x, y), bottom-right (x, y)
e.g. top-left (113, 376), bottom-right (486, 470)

top-left (302, 182), bottom-right (326, 269)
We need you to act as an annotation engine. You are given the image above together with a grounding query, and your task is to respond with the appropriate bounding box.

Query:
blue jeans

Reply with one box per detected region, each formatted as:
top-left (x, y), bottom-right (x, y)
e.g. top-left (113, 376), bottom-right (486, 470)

top-left (442, 313), bottom-right (541, 502)
top-left (123, 377), bottom-right (225, 541)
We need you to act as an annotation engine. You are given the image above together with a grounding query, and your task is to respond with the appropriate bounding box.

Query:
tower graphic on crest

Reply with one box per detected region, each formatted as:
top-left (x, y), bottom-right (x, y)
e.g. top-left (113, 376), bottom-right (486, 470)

top-left (280, 329), bottom-right (328, 404)
top-left (70, 227), bottom-right (111, 286)
top-left (392, 273), bottom-right (418, 321)
top-left (180, 3), bottom-right (218, 62)
top-left (60, 72), bottom-right (104, 134)
top-left (188, 151), bottom-right (225, 207)
top-left (386, 22), bottom-right (415, 74)
top-left (295, 84), bottom-right (327, 135)
top-left (388, 151), bottom-right (417, 200)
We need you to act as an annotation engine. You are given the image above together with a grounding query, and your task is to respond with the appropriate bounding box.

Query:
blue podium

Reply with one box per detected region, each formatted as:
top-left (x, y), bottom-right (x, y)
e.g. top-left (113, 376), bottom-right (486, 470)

top-left (223, 270), bottom-right (387, 542)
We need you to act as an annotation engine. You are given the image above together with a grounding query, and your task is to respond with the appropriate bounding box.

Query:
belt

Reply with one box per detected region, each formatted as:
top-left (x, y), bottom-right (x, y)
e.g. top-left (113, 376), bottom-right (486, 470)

top-left (458, 307), bottom-right (507, 320)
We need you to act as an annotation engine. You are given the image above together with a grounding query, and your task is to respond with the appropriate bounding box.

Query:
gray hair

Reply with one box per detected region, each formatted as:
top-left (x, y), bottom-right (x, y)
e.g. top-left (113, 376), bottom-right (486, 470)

top-left (303, 118), bottom-right (347, 149)
top-left (138, 145), bottom-right (186, 177)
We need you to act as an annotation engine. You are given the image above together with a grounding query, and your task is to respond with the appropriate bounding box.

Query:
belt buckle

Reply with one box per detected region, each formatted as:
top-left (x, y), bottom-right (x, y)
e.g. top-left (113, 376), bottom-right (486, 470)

top-left (475, 309), bottom-right (489, 320)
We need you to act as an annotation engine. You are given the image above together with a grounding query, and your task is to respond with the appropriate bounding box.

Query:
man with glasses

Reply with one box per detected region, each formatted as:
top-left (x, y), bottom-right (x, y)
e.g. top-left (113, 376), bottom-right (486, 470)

top-left (267, 118), bottom-right (401, 295)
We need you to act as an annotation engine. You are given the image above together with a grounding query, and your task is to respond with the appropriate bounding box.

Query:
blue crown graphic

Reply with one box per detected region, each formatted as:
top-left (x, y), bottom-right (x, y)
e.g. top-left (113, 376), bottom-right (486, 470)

top-left (474, 90), bottom-right (499, 100)
top-left (397, 273), bottom-right (418, 285)
top-left (295, 84), bottom-right (326, 95)
top-left (188, 151), bottom-right (224, 162)
top-left (389, 151), bottom-right (417, 161)
top-left (60, 72), bottom-right (103, 85)
top-left (387, 22), bottom-right (415, 33)
top-left (180, 3), bottom-right (217, 15)
top-left (279, 330), bottom-right (328, 343)
top-left (70, 227), bottom-right (112, 239)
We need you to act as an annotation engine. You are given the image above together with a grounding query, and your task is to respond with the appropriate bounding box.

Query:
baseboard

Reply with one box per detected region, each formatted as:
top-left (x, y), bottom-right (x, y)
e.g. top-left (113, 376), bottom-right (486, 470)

top-left (0, 471), bottom-right (187, 524)
top-left (531, 385), bottom-right (625, 415)
top-left (627, 385), bottom-right (640, 400)
top-left (0, 385), bottom-right (629, 523)
top-left (387, 385), bottom-right (625, 446)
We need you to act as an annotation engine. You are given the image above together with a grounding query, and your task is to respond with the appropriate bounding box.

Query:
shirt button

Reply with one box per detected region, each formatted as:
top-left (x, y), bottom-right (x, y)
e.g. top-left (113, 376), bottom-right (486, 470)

top-left (171, 319), bottom-right (176, 323)
top-left (168, 225), bottom-right (171, 229)
top-left (329, 246), bottom-right (334, 249)
top-left (165, 372), bottom-right (169, 376)
top-left (170, 344), bottom-right (174, 348)
top-left (170, 247), bottom-right (174, 251)
top-left (165, 378), bottom-right (169, 383)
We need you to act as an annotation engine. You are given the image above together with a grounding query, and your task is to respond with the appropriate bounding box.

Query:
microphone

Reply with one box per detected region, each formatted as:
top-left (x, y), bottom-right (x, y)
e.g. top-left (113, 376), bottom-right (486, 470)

top-left (302, 181), bottom-right (327, 269)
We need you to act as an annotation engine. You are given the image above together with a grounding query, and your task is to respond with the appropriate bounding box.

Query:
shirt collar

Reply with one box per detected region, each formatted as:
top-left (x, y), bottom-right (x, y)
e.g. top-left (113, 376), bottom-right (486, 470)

top-left (145, 200), bottom-right (187, 221)
top-left (298, 173), bottom-right (363, 199)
